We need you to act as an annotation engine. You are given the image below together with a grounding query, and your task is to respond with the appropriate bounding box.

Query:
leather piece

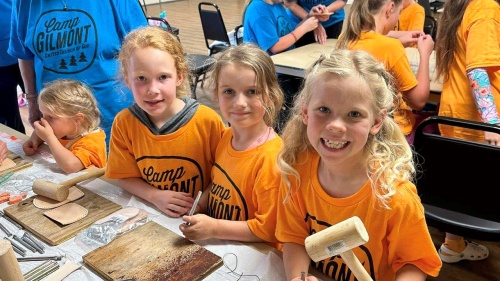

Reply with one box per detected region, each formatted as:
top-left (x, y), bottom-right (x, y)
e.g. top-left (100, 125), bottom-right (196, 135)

top-left (0, 158), bottom-right (16, 172)
top-left (33, 187), bottom-right (85, 210)
top-left (43, 203), bottom-right (88, 225)
top-left (44, 259), bottom-right (82, 281)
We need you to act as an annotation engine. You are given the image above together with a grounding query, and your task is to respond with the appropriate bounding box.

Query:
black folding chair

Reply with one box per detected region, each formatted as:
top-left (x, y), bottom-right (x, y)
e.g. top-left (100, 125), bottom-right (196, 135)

top-left (423, 15), bottom-right (438, 41)
top-left (413, 116), bottom-right (500, 241)
top-left (146, 17), bottom-right (215, 98)
top-left (198, 2), bottom-right (231, 56)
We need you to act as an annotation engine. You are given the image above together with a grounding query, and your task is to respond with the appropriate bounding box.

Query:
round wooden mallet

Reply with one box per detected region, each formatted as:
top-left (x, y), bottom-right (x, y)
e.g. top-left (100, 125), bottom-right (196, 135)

top-left (0, 240), bottom-right (25, 281)
top-left (305, 216), bottom-right (373, 281)
top-left (32, 167), bottom-right (105, 202)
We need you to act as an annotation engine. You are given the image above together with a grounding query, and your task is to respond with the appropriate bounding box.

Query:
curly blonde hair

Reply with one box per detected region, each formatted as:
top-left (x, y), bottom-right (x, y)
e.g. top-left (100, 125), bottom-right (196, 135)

top-left (118, 26), bottom-right (190, 99)
top-left (278, 49), bottom-right (415, 208)
top-left (39, 79), bottom-right (100, 136)
top-left (206, 43), bottom-right (284, 127)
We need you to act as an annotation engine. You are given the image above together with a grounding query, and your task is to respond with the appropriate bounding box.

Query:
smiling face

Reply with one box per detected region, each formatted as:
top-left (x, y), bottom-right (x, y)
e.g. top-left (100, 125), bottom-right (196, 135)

top-left (124, 47), bottom-right (184, 127)
top-left (216, 63), bottom-right (267, 130)
top-left (301, 74), bottom-right (385, 166)
top-left (39, 103), bottom-right (79, 139)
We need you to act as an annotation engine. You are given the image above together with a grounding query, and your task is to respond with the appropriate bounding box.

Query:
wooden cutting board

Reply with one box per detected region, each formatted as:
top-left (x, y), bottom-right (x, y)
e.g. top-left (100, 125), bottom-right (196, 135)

top-left (3, 186), bottom-right (122, 246)
top-left (83, 221), bottom-right (223, 281)
top-left (0, 150), bottom-right (33, 177)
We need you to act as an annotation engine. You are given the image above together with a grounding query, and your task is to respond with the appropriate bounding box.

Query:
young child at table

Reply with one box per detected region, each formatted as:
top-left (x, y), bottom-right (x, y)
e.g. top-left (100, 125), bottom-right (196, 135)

top-left (337, 0), bottom-right (434, 143)
top-left (275, 49), bottom-right (441, 281)
top-left (433, 0), bottom-right (498, 263)
top-left (22, 79), bottom-right (106, 173)
top-left (106, 26), bottom-right (225, 218)
top-left (179, 44), bottom-right (283, 248)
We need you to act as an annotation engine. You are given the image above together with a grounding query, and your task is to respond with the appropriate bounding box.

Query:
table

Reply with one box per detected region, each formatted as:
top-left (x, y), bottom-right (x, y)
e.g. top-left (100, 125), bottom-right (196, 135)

top-left (271, 39), bottom-right (443, 94)
top-left (0, 124), bottom-right (289, 281)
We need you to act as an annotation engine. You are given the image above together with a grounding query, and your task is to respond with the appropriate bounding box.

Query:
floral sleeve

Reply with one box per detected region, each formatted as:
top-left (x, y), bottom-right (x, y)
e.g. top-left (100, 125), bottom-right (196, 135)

top-left (467, 68), bottom-right (500, 124)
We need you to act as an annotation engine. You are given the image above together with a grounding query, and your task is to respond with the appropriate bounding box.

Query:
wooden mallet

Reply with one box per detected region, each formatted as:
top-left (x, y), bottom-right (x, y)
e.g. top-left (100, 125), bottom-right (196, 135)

top-left (32, 167), bottom-right (105, 202)
top-left (0, 240), bottom-right (25, 281)
top-left (305, 216), bottom-right (373, 281)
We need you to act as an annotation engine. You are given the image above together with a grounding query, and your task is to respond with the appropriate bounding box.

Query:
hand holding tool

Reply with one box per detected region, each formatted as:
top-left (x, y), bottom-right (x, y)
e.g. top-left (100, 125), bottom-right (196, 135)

top-left (32, 167), bottom-right (105, 201)
top-left (305, 216), bottom-right (373, 281)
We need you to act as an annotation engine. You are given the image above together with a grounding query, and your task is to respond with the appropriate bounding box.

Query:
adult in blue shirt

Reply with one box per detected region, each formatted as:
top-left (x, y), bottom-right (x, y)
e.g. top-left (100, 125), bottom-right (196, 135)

top-left (0, 0), bottom-right (25, 134)
top-left (285, 0), bottom-right (347, 47)
top-left (243, 0), bottom-right (317, 132)
top-left (8, 0), bottom-right (147, 147)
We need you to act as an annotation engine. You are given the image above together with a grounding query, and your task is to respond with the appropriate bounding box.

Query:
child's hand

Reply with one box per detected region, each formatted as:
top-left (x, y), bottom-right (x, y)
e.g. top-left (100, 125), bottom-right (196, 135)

top-left (179, 214), bottom-right (217, 240)
top-left (33, 118), bottom-right (55, 142)
top-left (151, 190), bottom-right (194, 217)
top-left (22, 133), bottom-right (43, 156)
top-left (310, 5), bottom-right (331, 21)
top-left (417, 34), bottom-right (435, 57)
top-left (298, 16), bottom-right (319, 34)
top-left (313, 24), bottom-right (327, 44)
top-left (398, 30), bottom-right (424, 48)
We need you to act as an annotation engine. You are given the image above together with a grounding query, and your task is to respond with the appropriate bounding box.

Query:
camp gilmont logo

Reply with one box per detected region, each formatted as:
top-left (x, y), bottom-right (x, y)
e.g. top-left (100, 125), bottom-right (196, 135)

top-left (33, 9), bottom-right (97, 74)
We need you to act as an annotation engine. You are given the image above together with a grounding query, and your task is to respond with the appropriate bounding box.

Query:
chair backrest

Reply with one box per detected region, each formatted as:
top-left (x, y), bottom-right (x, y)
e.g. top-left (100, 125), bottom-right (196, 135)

top-left (423, 15), bottom-right (437, 41)
top-left (413, 116), bottom-right (500, 241)
top-left (417, 0), bottom-right (432, 16)
top-left (198, 2), bottom-right (231, 55)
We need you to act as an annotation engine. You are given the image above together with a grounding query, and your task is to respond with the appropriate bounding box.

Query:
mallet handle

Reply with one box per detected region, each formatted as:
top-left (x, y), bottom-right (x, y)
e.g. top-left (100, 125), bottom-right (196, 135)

top-left (340, 250), bottom-right (373, 281)
top-left (59, 167), bottom-right (105, 188)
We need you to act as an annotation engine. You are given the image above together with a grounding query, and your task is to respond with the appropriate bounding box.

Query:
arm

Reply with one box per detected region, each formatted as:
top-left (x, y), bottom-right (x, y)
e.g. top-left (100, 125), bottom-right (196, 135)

top-left (269, 17), bottom-right (318, 54)
top-left (395, 264), bottom-right (427, 281)
top-left (467, 67), bottom-right (500, 145)
top-left (115, 177), bottom-right (194, 217)
top-left (283, 242), bottom-right (315, 281)
top-left (18, 59), bottom-right (41, 127)
top-left (179, 215), bottom-right (263, 242)
top-left (402, 34), bottom-right (434, 110)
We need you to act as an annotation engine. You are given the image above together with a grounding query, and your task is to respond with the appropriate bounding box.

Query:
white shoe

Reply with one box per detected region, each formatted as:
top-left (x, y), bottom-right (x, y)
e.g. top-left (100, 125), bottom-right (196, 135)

top-left (439, 240), bottom-right (489, 263)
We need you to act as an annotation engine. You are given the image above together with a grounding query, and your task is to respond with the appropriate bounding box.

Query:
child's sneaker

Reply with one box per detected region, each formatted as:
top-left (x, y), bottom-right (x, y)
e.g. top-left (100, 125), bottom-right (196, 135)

top-left (439, 240), bottom-right (489, 263)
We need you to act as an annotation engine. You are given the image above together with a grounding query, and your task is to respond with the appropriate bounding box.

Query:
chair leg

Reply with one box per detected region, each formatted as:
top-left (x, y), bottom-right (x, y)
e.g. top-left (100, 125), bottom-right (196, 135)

top-left (191, 75), bottom-right (200, 99)
top-left (200, 73), bottom-right (206, 89)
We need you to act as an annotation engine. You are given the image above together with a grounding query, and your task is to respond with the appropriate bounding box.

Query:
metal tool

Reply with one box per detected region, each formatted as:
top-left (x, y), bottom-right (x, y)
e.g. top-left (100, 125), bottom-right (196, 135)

top-left (0, 210), bottom-right (23, 229)
top-left (22, 232), bottom-right (45, 253)
top-left (301, 271), bottom-right (306, 281)
top-left (24, 260), bottom-right (60, 281)
top-left (3, 237), bottom-right (27, 256)
top-left (185, 190), bottom-right (202, 226)
top-left (21, 234), bottom-right (44, 254)
top-left (17, 255), bottom-right (63, 262)
top-left (0, 222), bottom-right (12, 236)
top-left (12, 235), bottom-right (37, 253)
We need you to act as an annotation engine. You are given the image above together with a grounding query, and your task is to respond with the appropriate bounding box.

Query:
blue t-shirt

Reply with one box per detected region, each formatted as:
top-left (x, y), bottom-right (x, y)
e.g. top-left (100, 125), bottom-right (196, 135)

top-left (243, 0), bottom-right (297, 55)
top-left (286, 0), bottom-right (346, 28)
top-left (0, 0), bottom-right (17, 66)
top-left (8, 0), bottom-right (147, 145)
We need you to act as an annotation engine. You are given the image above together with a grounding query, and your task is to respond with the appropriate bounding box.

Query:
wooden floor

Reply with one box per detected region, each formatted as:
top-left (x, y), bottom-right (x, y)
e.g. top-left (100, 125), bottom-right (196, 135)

top-left (18, 0), bottom-right (500, 280)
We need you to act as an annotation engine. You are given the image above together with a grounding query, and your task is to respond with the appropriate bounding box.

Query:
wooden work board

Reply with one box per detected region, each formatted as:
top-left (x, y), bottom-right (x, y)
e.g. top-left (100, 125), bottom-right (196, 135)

top-left (0, 150), bottom-right (33, 178)
top-left (3, 186), bottom-right (122, 246)
top-left (83, 221), bottom-right (223, 281)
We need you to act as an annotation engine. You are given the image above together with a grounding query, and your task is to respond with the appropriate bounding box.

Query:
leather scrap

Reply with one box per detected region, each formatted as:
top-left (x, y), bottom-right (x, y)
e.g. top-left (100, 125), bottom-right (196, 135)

top-left (33, 187), bottom-right (85, 210)
top-left (44, 203), bottom-right (88, 225)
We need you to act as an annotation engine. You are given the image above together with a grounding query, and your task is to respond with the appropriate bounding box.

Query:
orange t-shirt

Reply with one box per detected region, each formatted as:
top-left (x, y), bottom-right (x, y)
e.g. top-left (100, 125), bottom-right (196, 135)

top-left (395, 2), bottom-right (425, 32)
top-left (438, 0), bottom-right (500, 142)
top-left (59, 129), bottom-right (106, 168)
top-left (349, 31), bottom-right (418, 135)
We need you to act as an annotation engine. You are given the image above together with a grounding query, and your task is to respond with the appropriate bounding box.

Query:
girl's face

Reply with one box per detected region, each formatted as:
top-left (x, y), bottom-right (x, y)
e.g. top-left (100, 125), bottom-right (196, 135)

top-left (301, 75), bottom-right (384, 166)
top-left (39, 103), bottom-right (79, 139)
top-left (216, 63), bottom-right (266, 130)
top-left (125, 47), bottom-right (183, 126)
